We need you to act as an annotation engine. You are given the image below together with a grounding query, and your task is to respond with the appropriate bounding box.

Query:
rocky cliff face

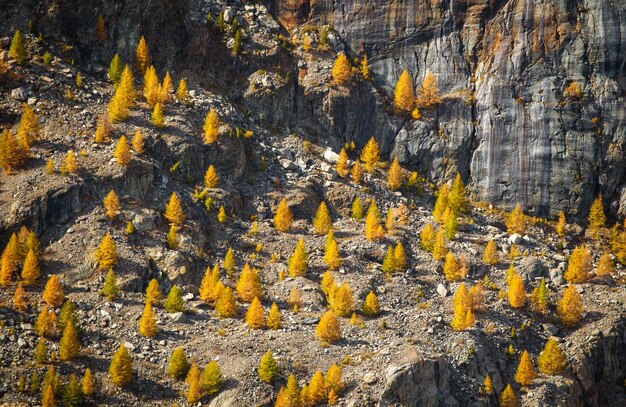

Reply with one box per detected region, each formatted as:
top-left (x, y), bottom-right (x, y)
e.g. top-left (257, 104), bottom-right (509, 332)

top-left (269, 0), bottom-right (626, 222)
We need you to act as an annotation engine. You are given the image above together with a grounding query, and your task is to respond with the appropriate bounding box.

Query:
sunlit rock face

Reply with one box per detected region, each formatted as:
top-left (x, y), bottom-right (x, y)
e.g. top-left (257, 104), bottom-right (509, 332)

top-left (271, 0), bottom-right (626, 220)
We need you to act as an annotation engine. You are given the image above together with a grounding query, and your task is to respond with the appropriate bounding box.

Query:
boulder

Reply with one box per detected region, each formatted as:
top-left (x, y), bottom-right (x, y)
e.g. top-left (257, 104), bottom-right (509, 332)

top-left (378, 355), bottom-right (457, 407)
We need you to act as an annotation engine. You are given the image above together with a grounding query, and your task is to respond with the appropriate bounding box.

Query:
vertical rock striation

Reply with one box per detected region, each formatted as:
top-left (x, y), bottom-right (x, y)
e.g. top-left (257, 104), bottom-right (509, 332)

top-left (270, 0), bottom-right (626, 221)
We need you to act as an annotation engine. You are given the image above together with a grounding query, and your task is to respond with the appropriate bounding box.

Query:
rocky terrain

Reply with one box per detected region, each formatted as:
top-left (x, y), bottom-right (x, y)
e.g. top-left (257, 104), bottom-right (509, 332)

top-left (0, 1), bottom-right (624, 406)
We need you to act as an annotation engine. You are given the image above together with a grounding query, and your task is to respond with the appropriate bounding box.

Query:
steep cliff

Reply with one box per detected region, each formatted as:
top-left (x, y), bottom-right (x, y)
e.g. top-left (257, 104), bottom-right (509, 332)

top-left (269, 0), bottom-right (626, 222)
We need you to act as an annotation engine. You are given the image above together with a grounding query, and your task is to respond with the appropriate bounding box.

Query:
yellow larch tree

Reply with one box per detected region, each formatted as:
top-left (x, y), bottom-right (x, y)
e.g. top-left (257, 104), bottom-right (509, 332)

top-left (331, 283), bottom-right (354, 317)
top-left (309, 370), bottom-right (327, 404)
top-left (103, 190), bottom-right (120, 220)
top-left (362, 290), bottom-right (380, 316)
top-left (109, 344), bottom-right (133, 387)
top-left (288, 287), bottom-right (302, 312)
top-left (432, 184), bottom-right (450, 222)
top-left (223, 247), bottom-right (236, 277)
top-left (420, 223), bottom-right (436, 252)
top-left (267, 302), bottom-right (282, 329)
top-left (417, 70), bottom-right (442, 109)
top-left (143, 65), bottom-right (160, 106)
top-left (215, 286), bottom-right (237, 318)
top-left (499, 384), bottom-right (519, 407)
top-left (21, 248), bottom-right (39, 285)
top-left (17, 104), bottom-right (39, 149)
top-left (360, 54), bottom-right (370, 79)
top-left (139, 302), bottom-right (157, 337)
top-left (82, 368), bottom-right (96, 397)
top-left (394, 241), bottom-right (407, 272)
top-left (151, 103), bottom-right (164, 128)
top-left (203, 108), bottom-right (220, 144)
top-left (506, 204), bottom-right (528, 235)
top-left (316, 310), bottom-right (341, 343)
top-left (160, 71), bottom-right (174, 103)
top-left (313, 201), bottom-right (332, 235)
top-left (132, 130), bottom-right (145, 154)
top-left (508, 272), bottom-right (526, 309)
top-left (557, 285), bottom-right (583, 327)
top-left (0, 129), bottom-right (24, 174)
top-left (331, 52), bottom-right (351, 84)
top-left (43, 275), bottom-right (64, 307)
top-left (236, 263), bottom-right (263, 303)
top-left (394, 70), bottom-right (415, 115)
top-left (245, 296), bottom-right (266, 329)
top-left (35, 306), bottom-right (56, 337)
top-left (483, 375), bottom-right (493, 395)
top-left (274, 197), bottom-right (293, 232)
top-left (13, 282), bottom-right (27, 311)
top-left (587, 194), bottom-right (605, 234)
top-left (164, 192), bottom-right (185, 227)
top-left (595, 250), bottom-right (615, 276)
top-left (351, 197), bottom-right (364, 220)
top-left (176, 79), bottom-right (190, 104)
top-left (325, 364), bottom-right (344, 395)
top-left (324, 231), bottom-right (342, 270)
top-left (365, 201), bottom-right (384, 241)
top-left (443, 252), bottom-right (460, 281)
top-left (59, 321), bottom-right (80, 361)
top-left (450, 283), bottom-right (473, 331)
top-left (514, 350), bottom-right (536, 386)
top-left (537, 338), bottom-right (566, 375)
top-left (204, 165), bottom-right (220, 188)
top-left (134, 36), bottom-right (150, 75)
top-left (351, 159), bottom-right (363, 184)
top-left (556, 211), bottom-right (566, 237)
top-left (94, 114), bottom-right (112, 144)
top-left (63, 150), bottom-right (78, 174)
top-left (258, 350), bottom-right (278, 383)
top-left (336, 148), bottom-right (349, 177)
top-left (360, 137), bottom-right (380, 173)
top-left (448, 173), bottom-right (467, 214)
top-left (387, 157), bottom-right (403, 191)
top-left (9, 30), bottom-right (27, 64)
top-left (564, 245), bottom-right (591, 283)
top-left (288, 239), bottom-right (308, 277)
top-left (94, 232), bottom-right (117, 270)
top-left (145, 278), bottom-right (162, 305)
top-left (432, 227), bottom-right (448, 261)
top-left (168, 347), bottom-right (190, 380)
top-left (483, 240), bottom-right (498, 265)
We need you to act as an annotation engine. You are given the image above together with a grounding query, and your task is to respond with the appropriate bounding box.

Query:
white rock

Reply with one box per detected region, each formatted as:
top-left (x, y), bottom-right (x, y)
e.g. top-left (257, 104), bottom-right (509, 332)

top-left (323, 148), bottom-right (340, 163)
top-left (436, 283), bottom-right (448, 297)
top-left (508, 233), bottom-right (522, 245)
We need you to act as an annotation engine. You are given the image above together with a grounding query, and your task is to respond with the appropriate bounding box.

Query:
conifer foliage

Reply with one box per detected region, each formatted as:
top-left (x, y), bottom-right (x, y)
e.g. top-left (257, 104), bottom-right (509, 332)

top-left (258, 350), bottom-right (278, 383)
top-left (557, 285), bottom-right (583, 327)
top-left (274, 197), bottom-right (293, 232)
top-left (331, 52), bottom-right (351, 84)
top-left (203, 109), bottom-right (220, 144)
top-left (94, 232), bottom-right (117, 270)
top-left (537, 338), bottom-right (566, 375)
top-left (394, 70), bottom-right (414, 115)
top-left (134, 36), bottom-right (150, 75)
top-left (312, 202), bottom-right (332, 235)
top-left (514, 350), bottom-right (536, 386)
top-left (9, 31), bottom-right (27, 64)
top-left (43, 275), bottom-right (64, 307)
top-left (360, 137), bottom-right (380, 173)
top-left (316, 310), bottom-right (342, 343)
top-left (109, 344), bottom-right (133, 387)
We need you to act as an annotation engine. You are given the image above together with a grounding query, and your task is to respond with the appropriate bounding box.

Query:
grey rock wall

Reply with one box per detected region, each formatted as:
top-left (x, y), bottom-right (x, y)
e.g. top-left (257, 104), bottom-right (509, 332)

top-left (270, 0), bottom-right (626, 222)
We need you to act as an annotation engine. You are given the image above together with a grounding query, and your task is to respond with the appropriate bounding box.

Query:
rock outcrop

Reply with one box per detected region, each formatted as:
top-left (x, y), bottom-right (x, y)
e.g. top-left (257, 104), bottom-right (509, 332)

top-left (268, 0), bottom-right (626, 222)
top-left (379, 355), bottom-right (457, 407)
